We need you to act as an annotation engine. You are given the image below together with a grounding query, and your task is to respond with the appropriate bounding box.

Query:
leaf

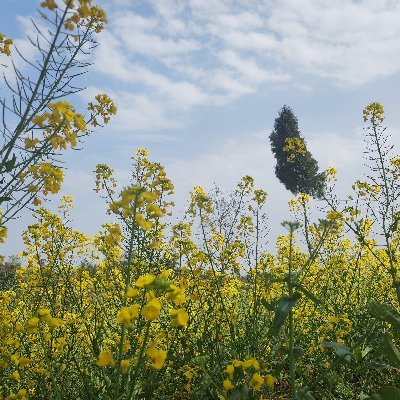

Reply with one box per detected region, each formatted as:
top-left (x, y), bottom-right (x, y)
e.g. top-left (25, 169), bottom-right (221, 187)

top-left (261, 298), bottom-right (277, 312)
top-left (369, 301), bottom-right (400, 332)
top-left (367, 386), bottom-right (400, 400)
top-left (0, 196), bottom-right (12, 204)
top-left (228, 388), bottom-right (241, 400)
top-left (293, 346), bottom-right (305, 359)
top-left (362, 346), bottom-right (373, 358)
top-left (294, 388), bottom-right (316, 400)
top-left (192, 355), bottom-right (209, 366)
top-left (2, 153), bottom-right (16, 172)
top-left (291, 282), bottom-right (322, 305)
top-left (381, 333), bottom-right (400, 367)
top-left (275, 345), bottom-right (289, 355)
top-left (363, 361), bottom-right (398, 371)
top-left (322, 342), bottom-right (352, 364)
top-left (276, 345), bottom-right (304, 359)
top-left (271, 292), bottom-right (301, 334)
top-left (240, 384), bottom-right (249, 400)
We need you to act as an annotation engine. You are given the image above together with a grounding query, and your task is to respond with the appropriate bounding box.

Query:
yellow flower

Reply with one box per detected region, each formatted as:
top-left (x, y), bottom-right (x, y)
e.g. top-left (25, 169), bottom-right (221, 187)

top-left (266, 374), bottom-right (276, 389)
top-left (11, 370), bottom-right (20, 382)
top-left (241, 358), bottom-right (259, 370)
top-left (223, 379), bottom-right (234, 391)
top-left (126, 286), bottom-right (139, 298)
top-left (0, 224), bottom-right (7, 244)
top-left (27, 317), bottom-right (39, 331)
top-left (135, 274), bottom-right (155, 288)
top-left (141, 191), bottom-right (157, 202)
top-left (74, 114), bottom-right (86, 132)
top-left (32, 114), bottom-right (46, 127)
top-left (170, 308), bottom-right (188, 327)
top-left (232, 359), bottom-right (242, 368)
top-left (18, 358), bottom-right (30, 367)
top-left (142, 298), bottom-right (161, 321)
top-left (97, 350), bottom-right (115, 367)
top-left (249, 373), bottom-right (264, 390)
top-left (117, 307), bottom-right (132, 327)
top-left (167, 285), bottom-right (186, 305)
top-left (46, 317), bottom-right (63, 329)
top-left (146, 203), bottom-right (163, 218)
top-left (224, 364), bottom-right (234, 379)
top-left (135, 213), bottom-right (153, 230)
top-left (40, 0), bottom-right (58, 10)
top-left (128, 304), bottom-right (140, 319)
top-left (327, 315), bottom-right (339, 324)
top-left (24, 137), bottom-right (40, 149)
top-left (0, 34), bottom-right (13, 56)
top-left (121, 359), bottom-right (130, 374)
top-left (38, 308), bottom-right (51, 317)
top-left (146, 346), bottom-right (167, 370)
top-left (33, 197), bottom-right (42, 206)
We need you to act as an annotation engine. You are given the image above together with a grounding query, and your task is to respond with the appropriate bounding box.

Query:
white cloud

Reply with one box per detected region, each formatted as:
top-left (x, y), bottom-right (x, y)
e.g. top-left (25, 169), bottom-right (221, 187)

top-left (89, 0), bottom-right (400, 131)
top-left (222, 31), bottom-right (279, 51)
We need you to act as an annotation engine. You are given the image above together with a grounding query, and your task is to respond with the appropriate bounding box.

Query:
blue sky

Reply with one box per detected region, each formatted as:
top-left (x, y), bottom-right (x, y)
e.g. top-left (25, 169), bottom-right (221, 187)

top-left (2, 0), bottom-right (400, 256)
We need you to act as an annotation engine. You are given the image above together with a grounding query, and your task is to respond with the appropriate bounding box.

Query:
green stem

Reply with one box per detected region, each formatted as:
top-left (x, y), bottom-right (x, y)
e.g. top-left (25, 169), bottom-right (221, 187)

top-left (115, 203), bottom-right (137, 391)
top-left (128, 323), bottom-right (151, 399)
top-left (288, 227), bottom-right (296, 397)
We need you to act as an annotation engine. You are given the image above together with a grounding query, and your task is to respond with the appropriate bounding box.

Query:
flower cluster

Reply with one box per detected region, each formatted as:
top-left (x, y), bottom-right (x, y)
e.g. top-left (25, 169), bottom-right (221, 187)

top-left (40, 0), bottom-right (108, 33)
top-left (221, 358), bottom-right (276, 398)
top-left (283, 137), bottom-right (307, 162)
top-left (0, 33), bottom-right (13, 56)
top-left (363, 101), bottom-right (384, 126)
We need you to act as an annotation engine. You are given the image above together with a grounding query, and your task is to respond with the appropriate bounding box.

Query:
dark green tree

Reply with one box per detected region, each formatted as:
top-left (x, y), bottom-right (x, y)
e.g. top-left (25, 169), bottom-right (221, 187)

top-left (0, 255), bottom-right (20, 290)
top-left (269, 105), bottom-right (325, 198)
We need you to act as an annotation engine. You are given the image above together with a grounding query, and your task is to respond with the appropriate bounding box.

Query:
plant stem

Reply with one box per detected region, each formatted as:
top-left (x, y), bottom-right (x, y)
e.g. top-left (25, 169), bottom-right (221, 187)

top-left (288, 224), bottom-right (296, 397)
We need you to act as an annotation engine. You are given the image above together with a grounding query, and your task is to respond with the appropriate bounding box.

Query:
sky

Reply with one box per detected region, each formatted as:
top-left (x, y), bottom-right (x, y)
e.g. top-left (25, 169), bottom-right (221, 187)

top-left (1, 0), bottom-right (400, 256)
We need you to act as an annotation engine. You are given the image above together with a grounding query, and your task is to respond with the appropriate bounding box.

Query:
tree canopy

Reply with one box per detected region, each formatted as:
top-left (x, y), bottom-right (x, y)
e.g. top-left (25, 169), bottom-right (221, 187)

top-left (269, 105), bottom-right (325, 198)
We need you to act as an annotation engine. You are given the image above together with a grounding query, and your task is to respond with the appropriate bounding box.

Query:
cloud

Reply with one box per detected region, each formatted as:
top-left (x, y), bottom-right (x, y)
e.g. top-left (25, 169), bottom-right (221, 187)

top-left (268, 0), bottom-right (400, 85)
top-left (1, 16), bottom-right (41, 82)
top-left (89, 0), bottom-right (400, 131)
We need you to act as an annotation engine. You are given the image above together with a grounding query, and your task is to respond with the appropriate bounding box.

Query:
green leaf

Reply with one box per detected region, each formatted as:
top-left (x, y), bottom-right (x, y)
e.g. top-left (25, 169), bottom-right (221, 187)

top-left (276, 345), bottom-right (304, 359)
top-left (2, 154), bottom-right (16, 172)
top-left (261, 298), bottom-right (277, 312)
top-left (192, 355), bottom-right (209, 366)
top-left (367, 386), bottom-right (400, 400)
top-left (0, 196), bottom-right (12, 204)
top-left (275, 345), bottom-right (289, 355)
top-left (293, 346), bottom-right (305, 359)
top-left (271, 292), bottom-right (301, 334)
top-left (291, 282), bottom-right (322, 305)
top-left (294, 388), bottom-right (316, 400)
top-left (228, 388), bottom-right (241, 400)
top-left (322, 342), bottom-right (352, 364)
top-left (240, 384), bottom-right (249, 400)
top-left (369, 301), bottom-right (400, 332)
top-left (381, 333), bottom-right (400, 367)
top-left (364, 361), bottom-right (397, 371)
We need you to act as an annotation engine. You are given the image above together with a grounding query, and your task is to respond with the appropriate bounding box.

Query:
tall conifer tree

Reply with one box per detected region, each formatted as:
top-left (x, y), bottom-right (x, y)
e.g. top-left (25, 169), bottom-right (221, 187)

top-left (269, 105), bottom-right (325, 198)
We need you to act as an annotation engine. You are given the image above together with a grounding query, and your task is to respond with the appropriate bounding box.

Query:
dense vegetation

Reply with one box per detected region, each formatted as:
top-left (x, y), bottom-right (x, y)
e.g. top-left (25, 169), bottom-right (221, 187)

top-left (1, 1), bottom-right (399, 400)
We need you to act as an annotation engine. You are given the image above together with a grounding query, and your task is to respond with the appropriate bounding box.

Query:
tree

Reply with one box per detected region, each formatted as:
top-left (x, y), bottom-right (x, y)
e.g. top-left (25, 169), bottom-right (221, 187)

top-left (0, 255), bottom-right (20, 290)
top-left (269, 105), bottom-right (325, 198)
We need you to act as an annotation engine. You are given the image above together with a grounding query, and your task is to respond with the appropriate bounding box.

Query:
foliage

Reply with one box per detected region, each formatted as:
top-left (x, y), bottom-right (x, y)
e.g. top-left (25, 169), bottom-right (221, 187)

top-left (0, 0), bottom-right (117, 261)
top-left (0, 256), bottom-right (20, 291)
top-left (269, 106), bottom-right (325, 199)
